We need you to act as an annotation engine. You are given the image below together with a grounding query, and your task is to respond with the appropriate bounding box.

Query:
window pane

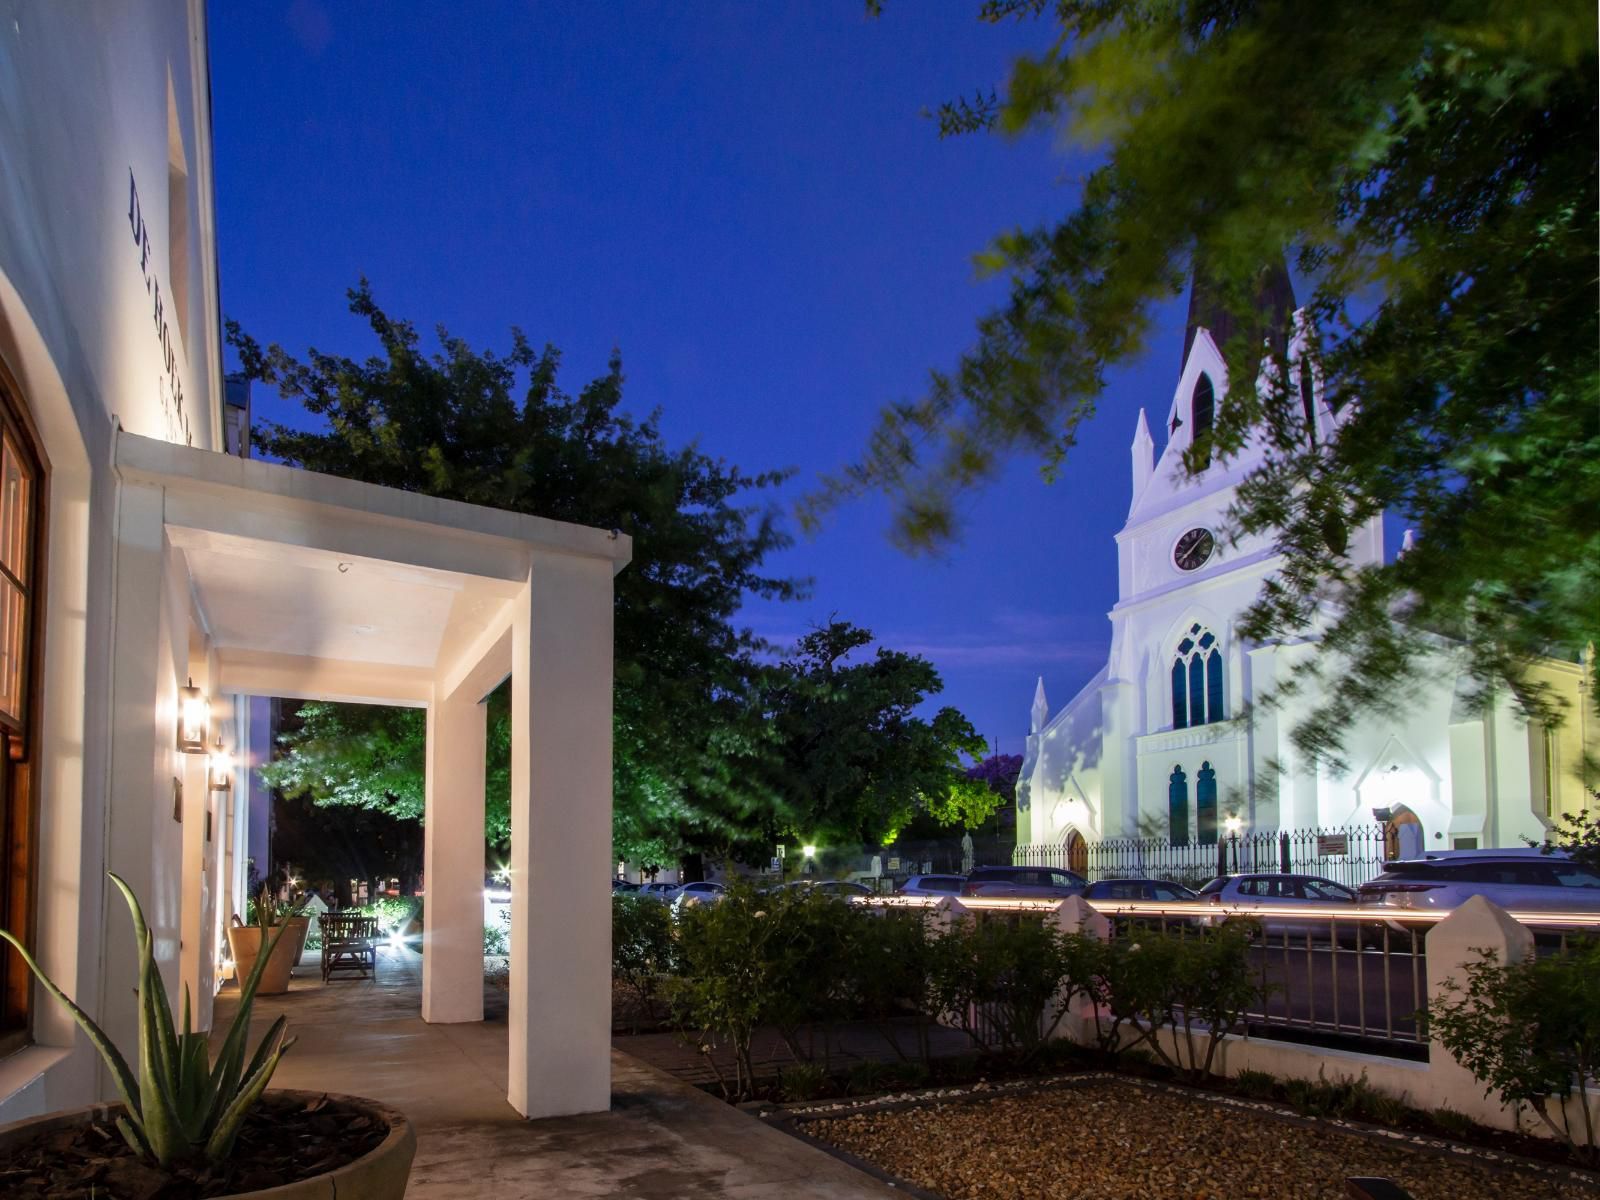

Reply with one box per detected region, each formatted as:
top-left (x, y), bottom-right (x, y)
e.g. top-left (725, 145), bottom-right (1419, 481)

top-left (0, 432), bottom-right (28, 585)
top-left (1206, 649), bottom-right (1225, 722)
top-left (1171, 659), bottom-right (1188, 729)
top-left (1188, 656), bottom-right (1205, 726)
top-left (0, 575), bottom-right (22, 722)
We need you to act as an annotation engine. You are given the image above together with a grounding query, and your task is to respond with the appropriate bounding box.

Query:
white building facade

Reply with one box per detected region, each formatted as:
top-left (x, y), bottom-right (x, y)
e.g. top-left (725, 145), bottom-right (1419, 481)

top-left (1016, 275), bottom-right (1595, 871)
top-left (1, 2), bottom-right (625, 1125)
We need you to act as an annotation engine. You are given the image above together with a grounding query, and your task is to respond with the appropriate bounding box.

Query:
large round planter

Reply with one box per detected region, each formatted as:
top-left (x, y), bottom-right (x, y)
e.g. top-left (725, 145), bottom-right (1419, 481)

top-left (225, 924), bottom-right (297, 996)
top-left (0, 1089), bottom-right (415, 1199)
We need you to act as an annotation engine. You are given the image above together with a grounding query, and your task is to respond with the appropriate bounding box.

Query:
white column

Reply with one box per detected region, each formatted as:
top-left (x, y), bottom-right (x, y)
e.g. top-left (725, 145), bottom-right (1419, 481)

top-left (1423, 895), bottom-right (1535, 1128)
top-left (103, 482), bottom-right (180, 1071)
top-left (507, 554), bottom-right (614, 1118)
top-left (421, 681), bottom-right (487, 1024)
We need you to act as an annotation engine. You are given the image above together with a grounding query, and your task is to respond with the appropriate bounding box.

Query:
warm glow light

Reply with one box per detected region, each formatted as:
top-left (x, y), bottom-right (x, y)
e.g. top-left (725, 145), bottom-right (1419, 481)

top-left (177, 679), bottom-right (210, 754)
top-left (802, 844), bottom-right (817, 859)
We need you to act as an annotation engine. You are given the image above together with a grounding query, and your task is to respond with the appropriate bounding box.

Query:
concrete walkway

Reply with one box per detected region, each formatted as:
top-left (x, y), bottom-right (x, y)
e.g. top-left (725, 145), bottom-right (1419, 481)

top-left (212, 946), bottom-right (895, 1199)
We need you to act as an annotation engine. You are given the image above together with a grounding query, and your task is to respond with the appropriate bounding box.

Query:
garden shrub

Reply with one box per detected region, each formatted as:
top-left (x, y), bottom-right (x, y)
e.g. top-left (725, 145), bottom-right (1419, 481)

top-left (1428, 937), bottom-right (1600, 1160)
top-left (359, 895), bottom-right (421, 935)
top-left (759, 887), bottom-right (861, 1065)
top-left (1233, 1068), bottom-right (1278, 1100)
top-left (612, 893), bottom-right (677, 1031)
top-left (484, 906), bottom-right (510, 957)
top-left (844, 905), bottom-right (939, 1065)
top-left (1099, 921), bottom-right (1264, 1081)
top-left (779, 1062), bottom-right (829, 1101)
top-left (668, 882), bottom-right (788, 1099)
top-left (925, 912), bottom-right (1085, 1061)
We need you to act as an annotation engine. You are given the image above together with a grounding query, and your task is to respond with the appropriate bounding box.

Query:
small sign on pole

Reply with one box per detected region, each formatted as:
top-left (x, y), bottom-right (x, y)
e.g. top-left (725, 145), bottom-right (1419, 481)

top-left (769, 857), bottom-right (781, 873)
top-left (1317, 834), bottom-right (1349, 856)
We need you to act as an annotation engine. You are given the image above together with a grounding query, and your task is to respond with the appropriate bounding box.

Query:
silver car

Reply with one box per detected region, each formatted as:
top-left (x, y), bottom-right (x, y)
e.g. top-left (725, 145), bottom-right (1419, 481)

top-left (1198, 872), bottom-right (1359, 939)
top-left (1358, 850), bottom-right (1600, 916)
top-left (667, 880), bottom-right (728, 911)
top-left (895, 874), bottom-right (967, 897)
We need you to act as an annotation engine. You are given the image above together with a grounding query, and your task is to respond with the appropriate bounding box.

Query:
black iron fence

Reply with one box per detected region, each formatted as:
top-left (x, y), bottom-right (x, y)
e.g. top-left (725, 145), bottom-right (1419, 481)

top-left (1015, 824), bottom-right (1392, 889)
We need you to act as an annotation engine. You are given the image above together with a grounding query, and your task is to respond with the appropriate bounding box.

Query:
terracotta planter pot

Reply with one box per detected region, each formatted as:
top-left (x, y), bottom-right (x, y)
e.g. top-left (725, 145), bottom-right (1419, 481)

top-left (225, 924), bottom-right (296, 995)
top-left (0, 1089), bottom-right (415, 1199)
top-left (283, 916), bottom-right (311, 969)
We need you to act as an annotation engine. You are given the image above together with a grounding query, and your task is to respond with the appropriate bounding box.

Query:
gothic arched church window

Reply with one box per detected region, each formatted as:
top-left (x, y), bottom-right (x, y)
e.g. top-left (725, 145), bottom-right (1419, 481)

top-left (1191, 373), bottom-right (1215, 468)
top-left (1298, 356), bottom-right (1317, 446)
top-left (1168, 765), bottom-right (1189, 845)
top-left (1171, 623), bottom-right (1225, 729)
top-left (1196, 761), bottom-right (1218, 845)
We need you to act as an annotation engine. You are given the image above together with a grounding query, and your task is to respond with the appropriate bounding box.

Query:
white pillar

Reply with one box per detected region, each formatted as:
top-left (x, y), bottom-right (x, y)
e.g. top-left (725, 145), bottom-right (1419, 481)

top-left (1423, 895), bottom-right (1534, 1129)
top-left (421, 681), bottom-right (487, 1024)
top-left (507, 555), bottom-right (614, 1118)
top-left (103, 482), bottom-right (182, 1073)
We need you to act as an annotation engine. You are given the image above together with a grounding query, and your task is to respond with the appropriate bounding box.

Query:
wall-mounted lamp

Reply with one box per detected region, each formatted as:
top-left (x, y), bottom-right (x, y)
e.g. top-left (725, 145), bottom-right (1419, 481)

top-left (802, 844), bottom-right (817, 859)
top-left (208, 735), bottom-right (233, 792)
top-left (177, 678), bottom-right (210, 754)
top-left (1224, 815), bottom-right (1243, 836)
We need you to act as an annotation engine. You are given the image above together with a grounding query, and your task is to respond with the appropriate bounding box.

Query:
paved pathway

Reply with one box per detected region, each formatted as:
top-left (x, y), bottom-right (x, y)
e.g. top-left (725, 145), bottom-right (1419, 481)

top-left (212, 947), bottom-right (896, 1199)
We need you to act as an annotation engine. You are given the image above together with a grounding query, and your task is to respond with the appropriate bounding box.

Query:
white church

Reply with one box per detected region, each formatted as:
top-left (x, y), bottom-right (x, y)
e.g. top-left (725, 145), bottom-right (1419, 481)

top-left (1014, 269), bottom-right (1595, 873)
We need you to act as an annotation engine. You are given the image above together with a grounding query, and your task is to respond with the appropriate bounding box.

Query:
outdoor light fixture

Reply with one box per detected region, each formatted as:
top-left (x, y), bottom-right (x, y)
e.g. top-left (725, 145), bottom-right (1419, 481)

top-left (208, 736), bottom-right (233, 792)
top-left (802, 844), bottom-right (817, 859)
top-left (177, 678), bottom-right (209, 754)
top-left (1224, 815), bottom-right (1243, 836)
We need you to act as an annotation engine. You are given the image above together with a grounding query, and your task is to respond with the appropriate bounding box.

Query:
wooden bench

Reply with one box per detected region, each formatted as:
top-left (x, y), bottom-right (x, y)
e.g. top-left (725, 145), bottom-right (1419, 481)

top-left (320, 913), bottom-right (378, 982)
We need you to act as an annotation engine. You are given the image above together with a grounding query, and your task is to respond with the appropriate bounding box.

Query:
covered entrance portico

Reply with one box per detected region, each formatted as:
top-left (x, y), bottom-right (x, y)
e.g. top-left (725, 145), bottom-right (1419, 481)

top-left (107, 430), bottom-right (630, 1119)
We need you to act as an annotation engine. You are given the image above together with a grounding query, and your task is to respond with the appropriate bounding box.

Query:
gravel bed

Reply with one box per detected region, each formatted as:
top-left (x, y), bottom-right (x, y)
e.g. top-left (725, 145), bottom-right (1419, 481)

top-left (804, 1079), bottom-right (1596, 1200)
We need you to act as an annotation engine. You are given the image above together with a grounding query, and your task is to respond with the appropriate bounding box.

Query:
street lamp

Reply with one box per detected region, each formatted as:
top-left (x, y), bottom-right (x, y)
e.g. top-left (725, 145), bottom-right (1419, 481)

top-left (1224, 815), bottom-right (1243, 874)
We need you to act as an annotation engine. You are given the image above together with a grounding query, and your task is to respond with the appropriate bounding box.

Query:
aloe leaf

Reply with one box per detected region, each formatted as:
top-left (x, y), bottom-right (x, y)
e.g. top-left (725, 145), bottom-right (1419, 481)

top-left (114, 1114), bottom-right (154, 1160)
top-left (109, 875), bottom-right (185, 1165)
top-left (202, 1033), bottom-right (297, 1164)
top-left (0, 928), bottom-right (142, 1120)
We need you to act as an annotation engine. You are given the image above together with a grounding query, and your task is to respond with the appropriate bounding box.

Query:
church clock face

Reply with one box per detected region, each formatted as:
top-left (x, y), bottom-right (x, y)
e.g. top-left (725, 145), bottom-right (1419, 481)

top-left (1173, 527), bottom-right (1215, 572)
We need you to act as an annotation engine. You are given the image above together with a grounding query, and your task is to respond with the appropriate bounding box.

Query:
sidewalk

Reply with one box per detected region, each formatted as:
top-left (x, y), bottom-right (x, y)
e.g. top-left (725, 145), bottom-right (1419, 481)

top-left (212, 947), bottom-right (898, 1199)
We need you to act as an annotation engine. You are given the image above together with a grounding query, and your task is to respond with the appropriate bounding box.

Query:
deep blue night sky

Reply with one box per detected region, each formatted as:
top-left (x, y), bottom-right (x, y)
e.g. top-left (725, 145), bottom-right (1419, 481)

top-left (209, 1), bottom-right (1194, 757)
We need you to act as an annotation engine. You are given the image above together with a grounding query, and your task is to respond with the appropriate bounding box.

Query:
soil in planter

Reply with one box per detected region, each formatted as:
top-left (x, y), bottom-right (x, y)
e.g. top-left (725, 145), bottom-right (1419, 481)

top-left (0, 1093), bottom-right (390, 1200)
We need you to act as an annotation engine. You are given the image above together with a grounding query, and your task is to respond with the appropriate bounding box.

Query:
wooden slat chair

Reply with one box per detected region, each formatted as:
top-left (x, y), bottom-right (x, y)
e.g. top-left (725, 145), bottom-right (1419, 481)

top-left (320, 913), bottom-right (378, 982)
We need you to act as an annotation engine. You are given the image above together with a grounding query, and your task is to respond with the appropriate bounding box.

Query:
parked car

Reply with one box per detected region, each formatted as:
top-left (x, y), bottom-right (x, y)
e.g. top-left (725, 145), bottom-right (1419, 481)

top-left (769, 878), bottom-right (876, 900)
top-left (1083, 878), bottom-right (1200, 903)
top-left (961, 865), bottom-right (1087, 899)
top-left (611, 878), bottom-right (640, 893)
top-left (668, 880), bottom-right (728, 911)
top-left (1198, 872), bottom-right (1359, 940)
top-left (637, 881), bottom-right (679, 901)
top-left (895, 874), bottom-right (967, 897)
top-left (1358, 850), bottom-right (1600, 916)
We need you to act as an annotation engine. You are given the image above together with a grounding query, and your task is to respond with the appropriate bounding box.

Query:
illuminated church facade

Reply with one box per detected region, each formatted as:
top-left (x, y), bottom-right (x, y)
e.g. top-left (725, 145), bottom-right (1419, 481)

top-left (1015, 274), bottom-right (1594, 866)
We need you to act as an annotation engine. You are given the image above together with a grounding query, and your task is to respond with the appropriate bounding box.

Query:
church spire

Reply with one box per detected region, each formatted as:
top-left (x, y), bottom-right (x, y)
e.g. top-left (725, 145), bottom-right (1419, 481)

top-left (1183, 251), bottom-right (1297, 372)
top-left (1130, 407), bottom-right (1154, 509)
top-left (1030, 676), bottom-right (1049, 734)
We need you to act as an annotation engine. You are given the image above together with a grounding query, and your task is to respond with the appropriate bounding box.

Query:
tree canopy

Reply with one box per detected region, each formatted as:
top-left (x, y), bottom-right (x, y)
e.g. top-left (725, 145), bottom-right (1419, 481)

top-left (228, 284), bottom-right (798, 864)
top-left (819, 1), bottom-right (1598, 767)
top-left (757, 621), bottom-right (995, 845)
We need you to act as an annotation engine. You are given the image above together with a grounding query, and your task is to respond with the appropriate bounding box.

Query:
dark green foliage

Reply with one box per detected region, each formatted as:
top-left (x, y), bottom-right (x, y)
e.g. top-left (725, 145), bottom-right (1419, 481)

top-left (1430, 1105), bottom-right (1482, 1140)
top-left (1281, 1069), bottom-right (1409, 1125)
top-left (1428, 939), bottom-right (1600, 1159)
top-left (778, 1062), bottom-right (830, 1101)
top-left (759, 621), bottom-right (992, 846)
top-left (1232, 1068), bottom-right (1278, 1100)
top-left (924, 913), bottom-right (1084, 1060)
top-left (836, 1), bottom-right (1599, 763)
top-left (1536, 804), bottom-right (1600, 873)
top-left (611, 893), bottom-right (678, 1017)
top-left (1098, 922), bottom-right (1266, 1081)
top-left (227, 285), bottom-right (800, 865)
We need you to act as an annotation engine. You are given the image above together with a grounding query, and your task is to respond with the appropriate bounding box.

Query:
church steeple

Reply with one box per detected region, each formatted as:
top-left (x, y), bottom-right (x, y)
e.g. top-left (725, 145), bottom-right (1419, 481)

top-left (1183, 253), bottom-right (1297, 372)
top-left (1030, 677), bottom-right (1049, 735)
top-left (1129, 407), bottom-right (1154, 511)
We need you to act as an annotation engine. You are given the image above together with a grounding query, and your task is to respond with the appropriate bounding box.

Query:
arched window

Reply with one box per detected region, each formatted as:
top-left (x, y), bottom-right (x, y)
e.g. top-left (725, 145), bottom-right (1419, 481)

top-left (0, 358), bottom-right (44, 1056)
top-left (1298, 356), bottom-right (1317, 446)
top-left (1171, 623), bottom-right (1225, 728)
top-left (1168, 766), bottom-right (1189, 845)
top-left (1191, 373), bottom-right (1215, 468)
top-left (1196, 761), bottom-right (1218, 845)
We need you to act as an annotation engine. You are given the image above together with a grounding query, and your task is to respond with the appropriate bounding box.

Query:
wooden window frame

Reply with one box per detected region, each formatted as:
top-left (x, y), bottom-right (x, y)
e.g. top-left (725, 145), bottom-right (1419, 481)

top-left (0, 353), bottom-right (47, 1060)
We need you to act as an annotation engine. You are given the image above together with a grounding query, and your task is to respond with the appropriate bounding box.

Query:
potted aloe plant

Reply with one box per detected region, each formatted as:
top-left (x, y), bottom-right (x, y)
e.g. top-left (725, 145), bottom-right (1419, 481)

top-left (0, 873), bottom-right (415, 1198)
top-left (227, 888), bottom-right (305, 995)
